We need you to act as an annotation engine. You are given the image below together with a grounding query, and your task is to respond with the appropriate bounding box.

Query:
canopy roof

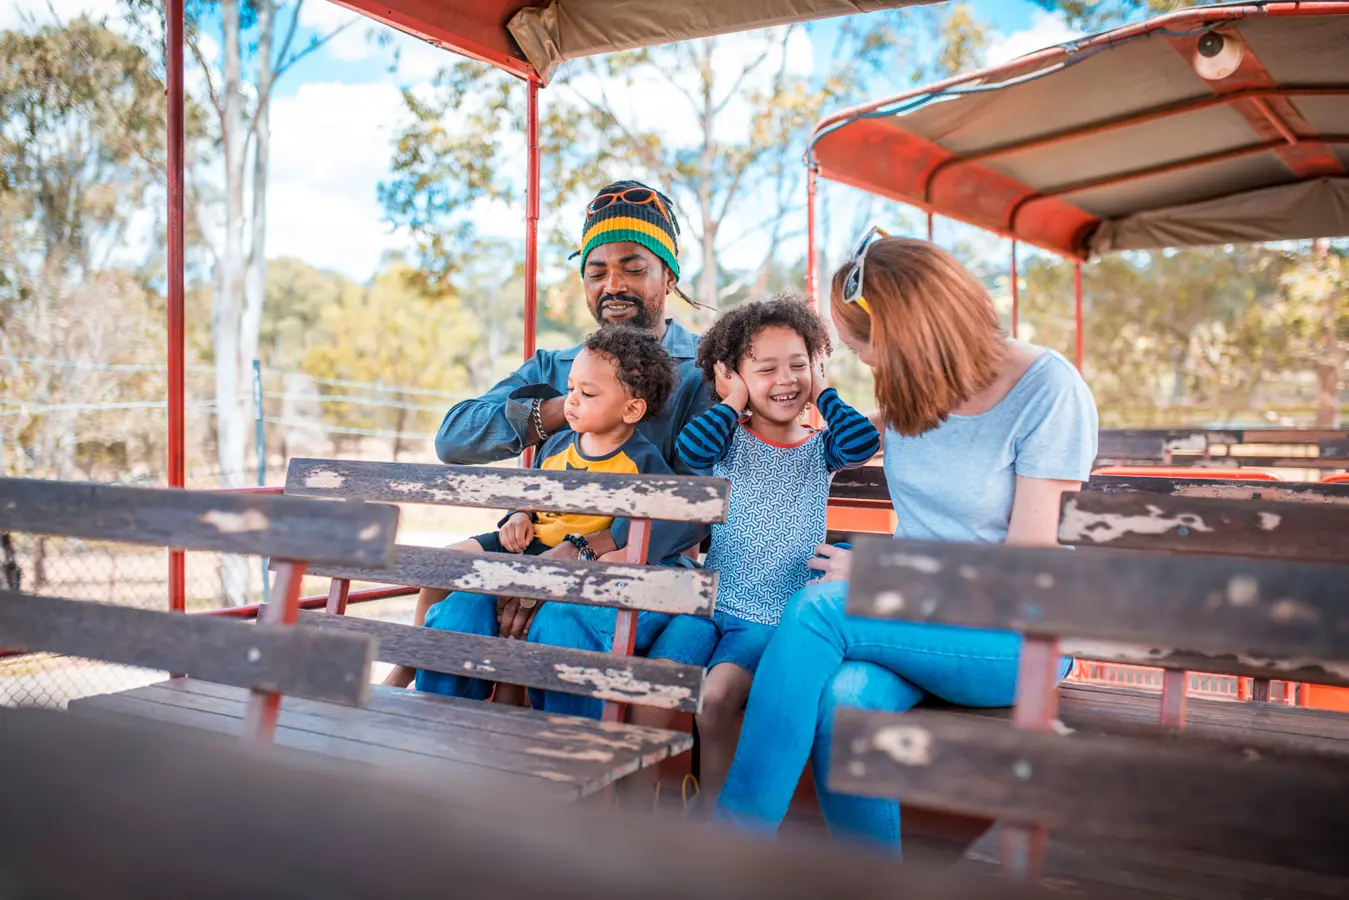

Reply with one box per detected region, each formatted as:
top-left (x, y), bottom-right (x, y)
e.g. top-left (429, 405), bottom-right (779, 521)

top-left (327, 0), bottom-right (941, 83)
top-left (808, 2), bottom-right (1349, 260)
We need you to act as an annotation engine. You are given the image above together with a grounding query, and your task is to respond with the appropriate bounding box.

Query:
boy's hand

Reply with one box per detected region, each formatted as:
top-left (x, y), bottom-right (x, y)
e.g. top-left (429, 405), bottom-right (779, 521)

top-left (498, 512), bottom-right (534, 553)
top-left (807, 543), bottom-right (852, 582)
top-left (714, 361), bottom-right (750, 412)
top-left (810, 355), bottom-right (830, 404)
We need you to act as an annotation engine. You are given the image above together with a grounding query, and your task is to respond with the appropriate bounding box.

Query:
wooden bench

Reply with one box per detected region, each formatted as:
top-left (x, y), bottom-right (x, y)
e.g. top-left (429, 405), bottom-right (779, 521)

top-left (0, 478), bottom-right (396, 738)
top-left (213, 456), bottom-right (725, 798)
top-left (830, 534), bottom-right (1349, 896)
top-left (3, 705), bottom-right (1128, 900)
top-left (1096, 427), bottom-right (1349, 469)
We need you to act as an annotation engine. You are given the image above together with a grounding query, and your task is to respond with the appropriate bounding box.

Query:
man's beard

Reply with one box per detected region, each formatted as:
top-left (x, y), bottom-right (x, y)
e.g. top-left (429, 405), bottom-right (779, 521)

top-left (593, 294), bottom-right (655, 329)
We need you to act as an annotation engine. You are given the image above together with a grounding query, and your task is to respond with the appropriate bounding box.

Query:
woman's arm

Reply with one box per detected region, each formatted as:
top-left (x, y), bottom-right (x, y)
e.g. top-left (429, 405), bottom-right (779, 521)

top-left (1005, 476), bottom-right (1082, 547)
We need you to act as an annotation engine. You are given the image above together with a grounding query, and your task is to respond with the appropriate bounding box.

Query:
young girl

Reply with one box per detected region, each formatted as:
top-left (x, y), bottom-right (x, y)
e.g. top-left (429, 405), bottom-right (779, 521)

top-left (668, 294), bottom-right (879, 806)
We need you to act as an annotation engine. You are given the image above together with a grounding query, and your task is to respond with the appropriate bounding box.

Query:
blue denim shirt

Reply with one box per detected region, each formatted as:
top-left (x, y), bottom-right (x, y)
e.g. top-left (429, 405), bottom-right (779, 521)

top-left (434, 319), bottom-right (713, 560)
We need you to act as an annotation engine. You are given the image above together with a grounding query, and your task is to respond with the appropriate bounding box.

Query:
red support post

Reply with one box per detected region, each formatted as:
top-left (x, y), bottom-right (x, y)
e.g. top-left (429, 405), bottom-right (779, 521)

top-left (1073, 262), bottom-right (1083, 371)
top-left (243, 560), bottom-right (307, 741)
top-left (523, 79), bottom-right (540, 362)
top-left (926, 211), bottom-right (934, 241)
top-left (1001, 635), bottom-right (1060, 881)
top-left (1009, 240), bottom-right (1019, 340)
top-left (166, 0), bottom-right (186, 614)
top-left (601, 518), bottom-right (650, 724)
top-left (805, 166), bottom-right (818, 306)
top-left (326, 577), bottom-right (351, 615)
top-left (1160, 668), bottom-right (1188, 727)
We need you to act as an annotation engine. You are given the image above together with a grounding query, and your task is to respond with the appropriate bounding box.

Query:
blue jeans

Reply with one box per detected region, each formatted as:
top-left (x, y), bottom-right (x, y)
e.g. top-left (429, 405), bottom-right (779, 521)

top-left (713, 579), bottom-right (1071, 855)
top-left (416, 591), bottom-right (707, 720)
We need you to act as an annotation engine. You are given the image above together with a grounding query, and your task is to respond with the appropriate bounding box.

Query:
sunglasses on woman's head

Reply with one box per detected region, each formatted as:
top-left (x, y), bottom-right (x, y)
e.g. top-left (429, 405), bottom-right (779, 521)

top-left (841, 225), bottom-right (889, 314)
top-left (587, 187), bottom-right (675, 230)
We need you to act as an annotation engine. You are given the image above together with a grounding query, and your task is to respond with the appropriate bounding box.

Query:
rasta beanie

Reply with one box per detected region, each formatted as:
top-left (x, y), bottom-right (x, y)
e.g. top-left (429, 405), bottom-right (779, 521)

top-left (579, 180), bottom-right (681, 280)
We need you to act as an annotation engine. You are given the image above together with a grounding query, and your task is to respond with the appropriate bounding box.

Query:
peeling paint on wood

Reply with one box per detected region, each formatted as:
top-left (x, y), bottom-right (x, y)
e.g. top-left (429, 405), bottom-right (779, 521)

top-left (1060, 497), bottom-right (1213, 543)
top-left (1059, 492), bottom-right (1349, 564)
top-left (1087, 475), bottom-right (1349, 505)
top-left (847, 535), bottom-right (1349, 677)
top-left (553, 664), bottom-right (697, 710)
top-left (304, 545), bottom-right (717, 615)
top-left (868, 725), bottom-right (932, 765)
top-left (0, 477), bottom-right (398, 567)
top-left (297, 611), bottom-right (704, 712)
top-left (201, 509), bottom-right (270, 533)
top-left (829, 707), bottom-right (1349, 877)
top-left (526, 747), bottom-right (615, 763)
top-left (286, 458), bottom-right (730, 524)
top-left (879, 553), bottom-right (943, 573)
top-left (304, 469), bottom-right (346, 489)
top-left (1058, 639), bottom-right (1349, 687)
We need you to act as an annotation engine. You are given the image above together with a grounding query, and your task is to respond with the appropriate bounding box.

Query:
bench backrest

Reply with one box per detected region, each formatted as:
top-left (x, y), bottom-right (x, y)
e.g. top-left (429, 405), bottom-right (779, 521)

top-left (835, 534), bottom-right (1349, 879)
top-left (0, 478), bottom-right (397, 734)
top-left (283, 458), bottom-right (730, 719)
top-left (846, 534), bottom-right (1349, 689)
top-left (1058, 490), bottom-right (1349, 564)
top-left (1097, 427), bottom-right (1349, 468)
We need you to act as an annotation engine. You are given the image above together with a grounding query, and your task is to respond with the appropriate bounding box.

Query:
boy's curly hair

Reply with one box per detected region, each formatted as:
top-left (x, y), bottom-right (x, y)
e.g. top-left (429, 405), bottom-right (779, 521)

top-left (695, 293), bottom-right (832, 401)
top-left (583, 324), bottom-right (676, 420)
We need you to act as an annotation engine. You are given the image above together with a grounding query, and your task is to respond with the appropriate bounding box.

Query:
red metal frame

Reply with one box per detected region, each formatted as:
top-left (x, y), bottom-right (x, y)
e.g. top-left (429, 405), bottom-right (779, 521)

top-left (167, 0), bottom-right (186, 615)
top-left (1073, 263), bottom-right (1083, 370)
top-left (524, 79), bottom-right (540, 358)
top-left (602, 518), bottom-right (651, 724)
top-left (242, 560), bottom-right (306, 740)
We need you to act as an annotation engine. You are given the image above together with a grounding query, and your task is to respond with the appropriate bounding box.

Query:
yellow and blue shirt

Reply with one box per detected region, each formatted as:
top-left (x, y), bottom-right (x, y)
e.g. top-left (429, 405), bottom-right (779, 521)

top-left (530, 429), bottom-right (673, 548)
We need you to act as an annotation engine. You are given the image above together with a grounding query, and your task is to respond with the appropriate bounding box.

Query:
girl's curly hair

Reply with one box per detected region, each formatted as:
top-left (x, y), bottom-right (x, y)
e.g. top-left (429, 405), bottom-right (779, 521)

top-left (583, 324), bottom-right (676, 420)
top-left (695, 294), bottom-right (832, 401)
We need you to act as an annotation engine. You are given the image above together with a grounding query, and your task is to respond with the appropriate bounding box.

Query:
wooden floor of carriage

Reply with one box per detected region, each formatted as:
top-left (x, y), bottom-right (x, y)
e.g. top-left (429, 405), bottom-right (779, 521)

top-left (69, 679), bottom-right (691, 799)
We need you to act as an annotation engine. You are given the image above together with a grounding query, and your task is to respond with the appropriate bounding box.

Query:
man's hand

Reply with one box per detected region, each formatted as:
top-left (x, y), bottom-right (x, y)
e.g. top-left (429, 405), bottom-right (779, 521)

top-left (806, 543), bottom-right (853, 583)
top-left (498, 512), bottom-right (534, 553)
top-left (496, 541), bottom-right (581, 638)
top-left (498, 597), bottom-right (539, 639)
top-left (809, 355), bottom-right (830, 404)
top-left (714, 361), bottom-right (750, 412)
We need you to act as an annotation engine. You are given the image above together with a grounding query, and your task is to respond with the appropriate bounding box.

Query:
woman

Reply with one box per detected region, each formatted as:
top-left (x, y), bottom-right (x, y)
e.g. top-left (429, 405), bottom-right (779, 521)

top-left (712, 233), bottom-right (1098, 854)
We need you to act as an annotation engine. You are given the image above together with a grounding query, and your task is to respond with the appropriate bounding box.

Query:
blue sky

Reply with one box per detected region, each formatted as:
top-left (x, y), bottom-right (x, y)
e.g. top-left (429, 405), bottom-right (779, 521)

top-left (3, 0), bottom-right (1083, 282)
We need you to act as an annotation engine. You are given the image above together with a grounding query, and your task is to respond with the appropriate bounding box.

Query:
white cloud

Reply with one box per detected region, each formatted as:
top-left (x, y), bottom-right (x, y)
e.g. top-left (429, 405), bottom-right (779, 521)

top-left (265, 81), bottom-right (412, 278)
top-left (985, 10), bottom-right (1083, 67)
top-left (0, 0), bottom-right (121, 30)
top-left (297, 2), bottom-right (453, 82)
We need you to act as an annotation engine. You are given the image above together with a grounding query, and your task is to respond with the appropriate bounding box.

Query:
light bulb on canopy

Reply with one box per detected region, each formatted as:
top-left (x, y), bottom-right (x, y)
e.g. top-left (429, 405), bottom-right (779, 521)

top-left (1193, 29), bottom-right (1245, 81)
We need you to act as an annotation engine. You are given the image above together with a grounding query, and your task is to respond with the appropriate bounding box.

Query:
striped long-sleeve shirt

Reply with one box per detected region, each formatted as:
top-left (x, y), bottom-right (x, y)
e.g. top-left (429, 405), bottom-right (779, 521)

top-left (674, 389), bottom-right (880, 625)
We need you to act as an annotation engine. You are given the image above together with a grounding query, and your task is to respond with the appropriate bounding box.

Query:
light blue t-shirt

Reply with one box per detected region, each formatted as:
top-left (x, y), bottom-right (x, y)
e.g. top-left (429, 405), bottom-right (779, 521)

top-left (882, 345), bottom-right (1098, 544)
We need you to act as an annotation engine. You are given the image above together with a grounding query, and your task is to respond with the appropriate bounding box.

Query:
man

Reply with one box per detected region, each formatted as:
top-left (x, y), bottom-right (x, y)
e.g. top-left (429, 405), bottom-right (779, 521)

top-left (403, 181), bottom-right (714, 718)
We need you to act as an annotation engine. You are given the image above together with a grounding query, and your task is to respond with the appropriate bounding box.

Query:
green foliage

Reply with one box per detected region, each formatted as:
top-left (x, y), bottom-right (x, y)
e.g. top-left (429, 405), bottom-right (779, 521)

top-left (1029, 0), bottom-right (1196, 31)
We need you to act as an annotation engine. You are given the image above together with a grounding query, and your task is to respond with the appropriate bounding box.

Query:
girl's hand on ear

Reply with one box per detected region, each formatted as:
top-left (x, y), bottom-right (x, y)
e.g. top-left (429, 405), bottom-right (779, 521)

top-left (809, 356), bottom-right (830, 404)
top-left (714, 362), bottom-right (750, 413)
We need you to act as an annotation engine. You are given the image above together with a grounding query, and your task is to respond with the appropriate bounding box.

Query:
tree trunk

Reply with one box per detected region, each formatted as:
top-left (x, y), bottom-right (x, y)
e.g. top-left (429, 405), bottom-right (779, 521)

top-left (695, 40), bottom-right (718, 322)
top-left (216, 0), bottom-right (250, 605)
top-left (1312, 238), bottom-right (1342, 428)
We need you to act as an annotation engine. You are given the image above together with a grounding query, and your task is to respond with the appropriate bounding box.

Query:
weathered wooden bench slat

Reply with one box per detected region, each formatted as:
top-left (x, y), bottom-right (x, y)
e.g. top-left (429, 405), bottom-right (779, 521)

top-left (285, 458), bottom-right (729, 523)
top-left (846, 537), bottom-right (1349, 672)
top-left (1084, 475), bottom-right (1349, 504)
top-left (1096, 433), bottom-right (1169, 460)
top-left (0, 591), bottom-right (374, 705)
top-left (74, 680), bottom-right (676, 794)
top-left (168, 677), bottom-right (694, 763)
top-left (1056, 641), bottom-right (1349, 688)
top-left (69, 691), bottom-right (576, 798)
top-left (1058, 492), bottom-right (1349, 563)
top-left (0, 477), bottom-right (398, 565)
top-left (828, 707), bottom-right (1349, 877)
top-left (1321, 438), bottom-right (1349, 458)
top-left (296, 610), bottom-right (704, 712)
top-left (296, 544), bottom-right (717, 615)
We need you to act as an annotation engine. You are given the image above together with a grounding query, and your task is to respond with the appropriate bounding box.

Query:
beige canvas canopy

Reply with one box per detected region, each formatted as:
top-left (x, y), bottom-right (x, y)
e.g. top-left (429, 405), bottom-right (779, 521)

top-left (326, 0), bottom-right (940, 82)
top-left (807, 2), bottom-right (1349, 259)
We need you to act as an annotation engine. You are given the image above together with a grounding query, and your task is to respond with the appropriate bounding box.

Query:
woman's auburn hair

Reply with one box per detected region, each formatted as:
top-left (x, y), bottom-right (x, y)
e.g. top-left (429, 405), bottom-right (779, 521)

top-left (831, 237), bottom-right (1005, 438)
